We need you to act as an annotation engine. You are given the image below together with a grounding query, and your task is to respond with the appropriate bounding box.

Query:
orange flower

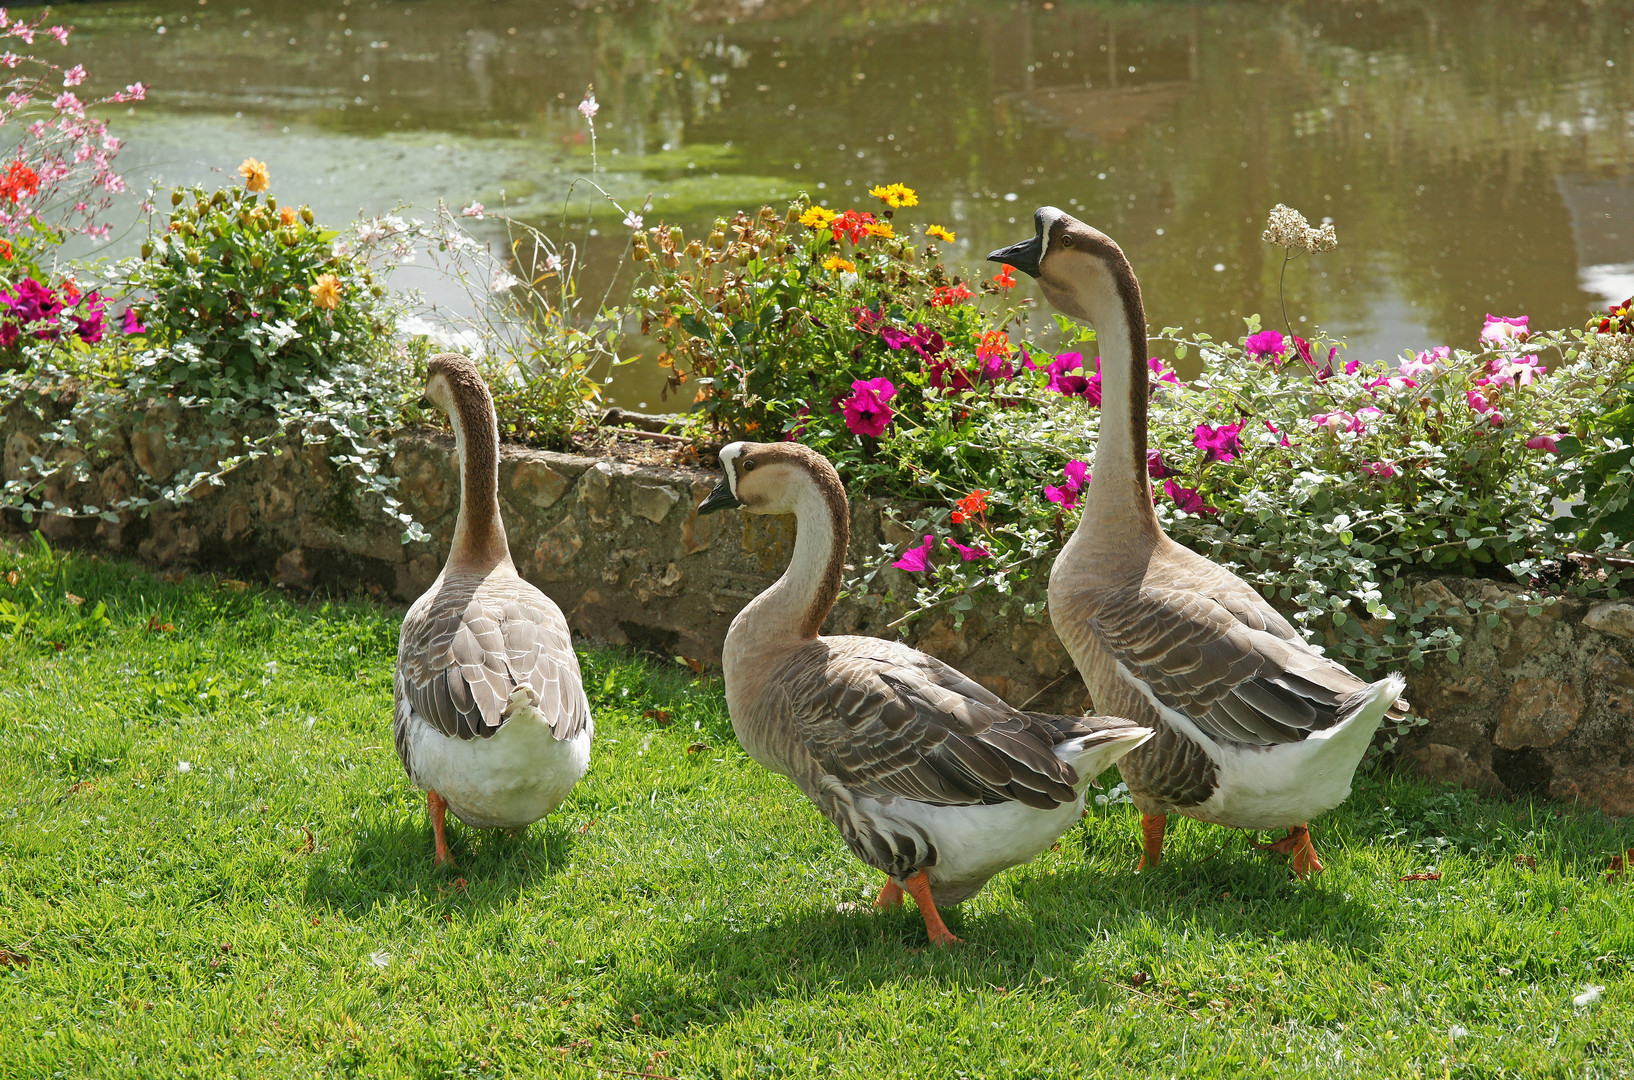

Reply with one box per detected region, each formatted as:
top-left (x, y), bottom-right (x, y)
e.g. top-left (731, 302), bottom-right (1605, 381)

top-left (279, 206), bottom-right (298, 226)
top-left (309, 273), bottom-right (343, 310)
top-left (864, 222), bottom-right (895, 240)
top-left (238, 157), bottom-right (270, 193)
top-left (822, 255), bottom-right (855, 273)
top-left (925, 224), bottom-right (955, 243)
top-left (0, 238), bottom-right (12, 261)
top-left (977, 330), bottom-right (1011, 359)
top-left (929, 283), bottom-right (973, 306)
top-left (993, 264), bottom-right (1017, 289)
top-left (951, 489), bottom-right (989, 525)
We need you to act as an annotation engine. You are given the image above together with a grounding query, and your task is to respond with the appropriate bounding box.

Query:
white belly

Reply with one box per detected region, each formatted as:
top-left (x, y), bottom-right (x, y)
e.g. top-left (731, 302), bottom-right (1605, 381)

top-left (407, 706), bottom-right (592, 829)
top-left (881, 795), bottom-right (1088, 905)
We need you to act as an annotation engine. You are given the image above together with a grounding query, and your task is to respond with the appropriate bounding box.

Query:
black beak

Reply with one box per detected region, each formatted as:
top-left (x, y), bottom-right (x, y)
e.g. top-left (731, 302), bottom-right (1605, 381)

top-left (987, 208), bottom-right (1046, 278)
top-left (417, 395), bottom-right (433, 410)
top-left (696, 478), bottom-right (740, 515)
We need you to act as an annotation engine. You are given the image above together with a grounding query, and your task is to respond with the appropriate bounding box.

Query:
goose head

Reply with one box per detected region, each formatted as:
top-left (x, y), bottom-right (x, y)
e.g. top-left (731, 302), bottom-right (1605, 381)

top-left (421, 352), bottom-right (489, 419)
top-left (698, 441), bottom-right (844, 519)
top-left (988, 207), bottom-right (1138, 327)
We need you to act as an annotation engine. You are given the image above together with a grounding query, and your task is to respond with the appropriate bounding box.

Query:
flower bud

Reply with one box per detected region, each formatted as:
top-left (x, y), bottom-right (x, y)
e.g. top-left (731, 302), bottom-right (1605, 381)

top-left (267, 195), bottom-right (277, 212)
top-left (140, 241), bottom-right (153, 259)
top-left (707, 229), bottom-right (726, 250)
top-left (250, 253), bottom-right (264, 269)
top-left (171, 189), bottom-right (185, 207)
top-left (186, 250), bottom-right (201, 266)
top-left (668, 226), bottom-right (684, 247)
top-left (301, 206), bottom-right (314, 225)
top-left (632, 241), bottom-right (650, 262)
top-left (684, 241), bottom-right (702, 259)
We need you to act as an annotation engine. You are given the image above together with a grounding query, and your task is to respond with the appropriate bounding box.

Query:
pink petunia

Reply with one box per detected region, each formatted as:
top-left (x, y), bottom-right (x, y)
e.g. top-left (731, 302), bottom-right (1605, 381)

top-left (1244, 330), bottom-right (1284, 362)
top-left (1044, 459), bottom-right (1091, 509)
top-left (842, 377), bottom-right (897, 437)
top-left (1192, 422), bottom-right (1242, 463)
top-left (893, 534), bottom-right (935, 572)
top-left (1044, 352), bottom-right (1101, 404)
top-left (1366, 374), bottom-right (1417, 392)
top-left (1466, 389), bottom-right (1491, 414)
top-left (1360, 461), bottom-right (1397, 479)
top-left (121, 307), bottom-right (146, 335)
top-left (1146, 449), bottom-right (1170, 479)
top-left (945, 537), bottom-right (989, 562)
top-left (1163, 480), bottom-right (1214, 515)
top-left (1485, 355), bottom-right (1547, 388)
top-left (1480, 313), bottom-right (1528, 348)
top-left (1148, 356), bottom-right (1182, 388)
top-left (1525, 434), bottom-right (1560, 453)
top-left (1265, 420), bottom-right (1291, 448)
top-left (1401, 345), bottom-right (1449, 378)
top-left (1311, 410), bottom-right (1362, 434)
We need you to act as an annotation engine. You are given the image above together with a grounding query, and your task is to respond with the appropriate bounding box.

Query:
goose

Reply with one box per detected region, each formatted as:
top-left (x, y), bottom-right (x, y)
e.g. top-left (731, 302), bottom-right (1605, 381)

top-left (988, 209), bottom-right (1405, 877)
top-left (697, 441), bottom-right (1152, 944)
top-left (393, 353), bottom-right (592, 866)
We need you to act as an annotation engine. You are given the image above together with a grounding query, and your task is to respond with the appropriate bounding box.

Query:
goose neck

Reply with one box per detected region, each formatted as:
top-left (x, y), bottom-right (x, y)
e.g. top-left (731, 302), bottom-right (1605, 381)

top-left (447, 381), bottom-right (510, 570)
top-left (1080, 271), bottom-right (1160, 536)
top-left (731, 480), bottom-right (848, 651)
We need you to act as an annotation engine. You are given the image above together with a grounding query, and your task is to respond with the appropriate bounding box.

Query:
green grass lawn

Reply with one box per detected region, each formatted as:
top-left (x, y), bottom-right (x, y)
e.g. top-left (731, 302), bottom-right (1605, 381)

top-left (2, 533), bottom-right (1631, 1079)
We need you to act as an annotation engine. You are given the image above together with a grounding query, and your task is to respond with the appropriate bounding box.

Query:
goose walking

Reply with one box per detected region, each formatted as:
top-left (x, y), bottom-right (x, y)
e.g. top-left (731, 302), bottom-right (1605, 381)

top-left (394, 353), bottom-right (592, 866)
top-left (697, 442), bottom-right (1151, 944)
top-left (989, 209), bottom-right (1405, 876)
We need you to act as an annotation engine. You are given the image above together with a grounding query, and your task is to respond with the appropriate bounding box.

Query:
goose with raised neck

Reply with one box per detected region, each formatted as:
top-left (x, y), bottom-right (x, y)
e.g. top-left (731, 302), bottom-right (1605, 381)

top-left (990, 209), bottom-right (1405, 876)
top-left (699, 441), bottom-right (1151, 945)
top-left (393, 353), bottom-right (592, 867)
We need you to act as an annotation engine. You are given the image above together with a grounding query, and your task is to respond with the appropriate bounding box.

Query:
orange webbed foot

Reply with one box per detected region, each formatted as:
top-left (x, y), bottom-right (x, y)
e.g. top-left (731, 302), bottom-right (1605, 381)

top-left (875, 878), bottom-right (905, 909)
top-left (1252, 824), bottom-right (1324, 877)
top-left (428, 790), bottom-right (456, 868)
top-left (902, 871), bottom-right (962, 946)
top-left (1135, 813), bottom-right (1166, 871)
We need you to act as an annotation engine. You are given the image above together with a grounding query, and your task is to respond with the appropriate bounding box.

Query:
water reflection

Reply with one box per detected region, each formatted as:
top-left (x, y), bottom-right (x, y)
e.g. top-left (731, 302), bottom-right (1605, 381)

top-left (65, 0), bottom-right (1634, 405)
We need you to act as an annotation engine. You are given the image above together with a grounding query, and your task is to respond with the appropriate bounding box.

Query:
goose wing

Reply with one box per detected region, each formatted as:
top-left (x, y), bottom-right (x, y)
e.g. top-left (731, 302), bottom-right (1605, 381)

top-left (775, 638), bottom-right (1080, 810)
top-left (396, 573), bottom-right (589, 743)
top-left (1088, 579), bottom-right (1368, 748)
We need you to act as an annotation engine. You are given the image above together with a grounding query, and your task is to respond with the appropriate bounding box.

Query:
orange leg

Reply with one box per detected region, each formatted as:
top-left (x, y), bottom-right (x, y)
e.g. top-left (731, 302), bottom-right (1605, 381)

top-left (875, 878), bottom-right (905, 909)
top-left (428, 789), bottom-right (456, 868)
top-left (901, 870), bottom-right (961, 946)
top-left (1136, 813), bottom-right (1166, 871)
top-left (1251, 824), bottom-right (1325, 877)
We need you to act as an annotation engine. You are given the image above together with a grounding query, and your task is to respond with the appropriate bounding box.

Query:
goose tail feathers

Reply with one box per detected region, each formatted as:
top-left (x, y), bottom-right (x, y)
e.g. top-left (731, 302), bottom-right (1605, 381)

top-left (1328, 672), bottom-right (1407, 742)
top-left (1048, 720), bottom-right (1155, 789)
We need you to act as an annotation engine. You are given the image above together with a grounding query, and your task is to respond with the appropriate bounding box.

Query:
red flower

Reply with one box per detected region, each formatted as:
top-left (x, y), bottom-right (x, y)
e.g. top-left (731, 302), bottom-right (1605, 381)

top-left (830, 209), bottom-right (877, 245)
top-left (0, 160), bottom-right (40, 204)
top-left (929, 283), bottom-right (973, 307)
top-left (993, 264), bottom-right (1017, 290)
top-left (950, 490), bottom-right (988, 526)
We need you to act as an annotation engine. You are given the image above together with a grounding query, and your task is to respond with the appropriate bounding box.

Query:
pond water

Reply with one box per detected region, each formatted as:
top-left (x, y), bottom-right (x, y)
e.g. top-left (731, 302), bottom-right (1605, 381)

top-left (62, 0), bottom-right (1634, 407)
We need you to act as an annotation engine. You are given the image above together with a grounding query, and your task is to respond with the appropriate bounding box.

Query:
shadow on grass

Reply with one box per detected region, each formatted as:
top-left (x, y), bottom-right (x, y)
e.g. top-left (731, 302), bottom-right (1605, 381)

top-left (302, 809), bottom-right (576, 915)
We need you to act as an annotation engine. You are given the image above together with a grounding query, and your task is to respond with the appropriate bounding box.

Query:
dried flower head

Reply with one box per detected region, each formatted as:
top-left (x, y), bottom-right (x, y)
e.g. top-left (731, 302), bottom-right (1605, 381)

top-left (1262, 203), bottom-right (1336, 254)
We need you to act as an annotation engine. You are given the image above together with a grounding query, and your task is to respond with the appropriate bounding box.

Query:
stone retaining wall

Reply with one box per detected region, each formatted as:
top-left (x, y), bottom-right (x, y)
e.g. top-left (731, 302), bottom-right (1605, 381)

top-left (5, 407), bottom-right (1631, 816)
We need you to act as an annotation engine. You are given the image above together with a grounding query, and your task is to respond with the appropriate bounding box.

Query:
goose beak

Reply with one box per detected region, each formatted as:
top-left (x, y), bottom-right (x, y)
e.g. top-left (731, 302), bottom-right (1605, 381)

top-left (417, 395), bottom-right (433, 410)
top-left (697, 478), bottom-right (740, 515)
top-left (987, 233), bottom-right (1042, 278)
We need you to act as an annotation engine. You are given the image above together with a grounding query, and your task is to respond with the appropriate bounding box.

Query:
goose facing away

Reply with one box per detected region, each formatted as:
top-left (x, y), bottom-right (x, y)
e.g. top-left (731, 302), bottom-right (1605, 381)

top-left (393, 353), bottom-right (592, 866)
top-left (988, 209), bottom-right (1405, 876)
top-left (697, 441), bottom-right (1152, 944)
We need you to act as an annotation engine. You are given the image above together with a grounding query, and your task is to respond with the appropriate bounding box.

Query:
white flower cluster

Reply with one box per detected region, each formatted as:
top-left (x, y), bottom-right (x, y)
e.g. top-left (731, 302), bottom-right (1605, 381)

top-left (1262, 203), bottom-right (1337, 254)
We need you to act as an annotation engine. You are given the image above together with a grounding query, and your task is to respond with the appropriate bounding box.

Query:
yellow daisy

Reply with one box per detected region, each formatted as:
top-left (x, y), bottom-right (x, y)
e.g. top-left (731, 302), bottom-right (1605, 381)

top-left (799, 206), bottom-right (838, 230)
top-left (868, 182), bottom-right (918, 209)
top-left (864, 222), bottom-right (895, 240)
top-left (822, 255), bottom-right (856, 273)
top-left (926, 224), bottom-right (956, 243)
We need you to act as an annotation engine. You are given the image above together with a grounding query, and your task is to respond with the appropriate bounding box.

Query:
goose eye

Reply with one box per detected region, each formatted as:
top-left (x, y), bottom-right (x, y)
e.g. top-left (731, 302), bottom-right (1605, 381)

top-left (741, 460), bottom-right (756, 473)
top-left (1060, 234), bottom-right (1074, 248)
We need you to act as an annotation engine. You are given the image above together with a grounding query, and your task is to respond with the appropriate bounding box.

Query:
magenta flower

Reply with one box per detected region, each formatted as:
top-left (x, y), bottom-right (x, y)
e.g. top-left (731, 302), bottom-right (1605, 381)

top-left (121, 307), bottom-right (146, 334)
top-left (1044, 459), bottom-right (1090, 509)
top-left (1148, 356), bottom-right (1182, 389)
top-left (1480, 313), bottom-right (1528, 348)
top-left (1401, 346), bottom-right (1449, 378)
top-left (1312, 348), bottom-right (1359, 382)
top-left (945, 537), bottom-right (989, 561)
top-left (851, 305), bottom-right (888, 334)
top-left (1488, 411), bottom-right (1505, 427)
top-left (1146, 449), bottom-right (1170, 479)
top-left (1525, 434), bottom-right (1560, 453)
top-left (1163, 479), bottom-right (1215, 515)
top-left (1192, 422), bottom-right (1242, 463)
top-left (1360, 461), bottom-right (1397, 479)
top-left (1292, 335), bottom-right (1314, 366)
top-left (1265, 420), bottom-right (1291, 448)
top-left (1244, 330), bottom-right (1285, 362)
top-left (1365, 374), bottom-right (1417, 392)
top-left (879, 326), bottom-right (913, 351)
top-left (70, 291), bottom-right (106, 343)
top-left (1311, 410), bottom-right (1362, 434)
top-left (1466, 389), bottom-right (1491, 414)
top-left (842, 377), bottom-right (897, 437)
top-left (1017, 348), bottom-right (1038, 372)
top-left (783, 405), bottom-right (812, 442)
top-left (1044, 352), bottom-right (1102, 404)
top-left (893, 534), bottom-right (935, 572)
top-left (1484, 355), bottom-right (1547, 388)
top-left (5, 278), bottom-right (64, 326)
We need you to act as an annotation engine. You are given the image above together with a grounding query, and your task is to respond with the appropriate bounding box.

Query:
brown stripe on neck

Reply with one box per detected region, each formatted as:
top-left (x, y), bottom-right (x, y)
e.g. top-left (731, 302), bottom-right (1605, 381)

top-left (432, 354), bottom-right (507, 564)
top-left (745, 443), bottom-right (851, 639)
top-left (1111, 254), bottom-right (1151, 489)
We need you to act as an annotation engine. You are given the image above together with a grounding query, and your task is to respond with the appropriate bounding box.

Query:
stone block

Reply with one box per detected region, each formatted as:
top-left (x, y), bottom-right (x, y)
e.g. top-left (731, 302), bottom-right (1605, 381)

top-left (510, 460), bottom-right (570, 509)
top-left (276, 548), bottom-right (313, 589)
top-left (629, 482), bottom-right (680, 524)
top-left (223, 501), bottom-right (251, 542)
top-left (1412, 579), bottom-right (1471, 627)
top-left (130, 409), bottom-right (177, 483)
top-left (1586, 601), bottom-right (1634, 640)
top-left (534, 516), bottom-right (585, 582)
top-left (392, 445), bottom-right (449, 516)
top-left (1493, 676), bottom-right (1582, 749)
top-left (576, 461), bottom-right (616, 527)
top-left (2, 430), bottom-right (40, 482)
top-left (1550, 765), bottom-right (1634, 818)
top-left (1400, 742), bottom-right (1505, 797)
top-left (630, 562), bottom-right (684, 603)
top-left (681, 481), bottom-right (724, 555)
top-left (1012, 620), bottom-right (1071, 678)
top-left (1590, 648), bottom-right (1634, 689)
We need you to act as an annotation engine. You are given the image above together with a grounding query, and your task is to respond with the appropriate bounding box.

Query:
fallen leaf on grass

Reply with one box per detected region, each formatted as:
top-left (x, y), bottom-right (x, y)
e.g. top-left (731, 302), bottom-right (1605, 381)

top-left (218, 579), bottom-right (252, 592)
top-left (146, 615), bottom-right (175, 633)
top-left (1515, 855), bottom-right (1537, 870)
top-left (1607, 849), bottom-right (1634, 881)
top-left (577, 819), bottom-right (598, 835)
top-left (643, 709), bottom-right (672, 725)
top-left (3, 570), bottom-right (19, 587)
top-left (64, 779), bottom-right (96, 796)
top-left (686, 742), bottom-right (710, 755)
top-left (1400, 872), bottom-right (1442, 881)
top-left (64, 592), bottom-right (83, 607)
top-left (299, 825), bottom-right (315, 854)
top-left (0, 949), bottom-right (31, 969)
top-left (675, 655), bottom-right (704, 675)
